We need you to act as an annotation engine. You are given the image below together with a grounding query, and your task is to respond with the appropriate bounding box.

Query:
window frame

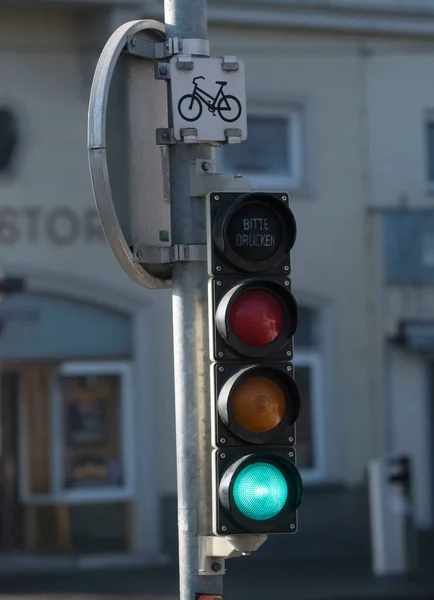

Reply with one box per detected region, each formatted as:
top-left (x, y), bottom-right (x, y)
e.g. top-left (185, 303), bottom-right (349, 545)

top-left (293, 350), bottom-right (326, 483)
top-left (19, 361), bottom-right (135, 505)
top-left (0, 105), bottom-right (20, 180)
top-left (425, 116), bottom-right (434, 193)
top-left (218, 105), bottom-right (304, 191)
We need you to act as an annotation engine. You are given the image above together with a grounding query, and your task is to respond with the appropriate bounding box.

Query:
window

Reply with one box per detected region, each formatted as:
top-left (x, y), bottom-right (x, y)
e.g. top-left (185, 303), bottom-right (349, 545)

top-left (20, 362), bottom-right (135, 504)
top-left (219, 108), bottom-right (303, 190)
top-left (61, 373), bottom-right (123, 491)
top-left (55, 362), bottom-right (134, 502)
top-left (293, 306), bottom-right (326, 482)
top-left (0, 108), bottom-right (19, 175)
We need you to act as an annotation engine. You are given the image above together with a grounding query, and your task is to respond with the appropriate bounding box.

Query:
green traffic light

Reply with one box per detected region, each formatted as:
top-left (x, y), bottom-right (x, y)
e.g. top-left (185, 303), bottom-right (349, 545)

top-left (232, 462), bottom-right (288, 521)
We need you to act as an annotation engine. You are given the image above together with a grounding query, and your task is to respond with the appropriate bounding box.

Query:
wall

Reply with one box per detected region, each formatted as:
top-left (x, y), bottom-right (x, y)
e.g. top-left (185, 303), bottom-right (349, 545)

top-left (211, 26), bottom-right (372, 484)
top-left (365, 40), bottom-right (434, 209)
top-left (0, 5), bottom-right (177, 552)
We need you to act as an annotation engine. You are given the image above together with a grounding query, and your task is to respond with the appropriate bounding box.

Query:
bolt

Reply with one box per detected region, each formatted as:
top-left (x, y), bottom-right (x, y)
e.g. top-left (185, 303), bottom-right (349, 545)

top-left (290, 524), bottom-right (296, 530)
top-left (130, 38), bottom-right (137, 47)
top-left (221, 526), bottom-right (228, 532)
top-left (284, 265), bottom-right (290, 272)
top-left (216, 266), bottom-right (222, 272)
top-left (202, 161), bottom-right (212, 171)
top-left (214, 195), bottom-right (220, 201)
top-left (282, 195), bottom-right (288, 201)
top-left (211, 562), bottom-right (222, 572)
top-left (216, 281), bottom-right (222, 286)
top-left (161, 130), bottom-right (170, 141)
top-left (220, 437), bottom-right (226, 444)
top-left (218, 351), bottom-right (224, 358)
top-left (220, 453), bottom-right (226, 459)
top-left (159, 65), bottom-right (168, 76)
top-left (218, 366), bottom-right (224, 372)
top-left (284, 280), bottom-right (290, 286)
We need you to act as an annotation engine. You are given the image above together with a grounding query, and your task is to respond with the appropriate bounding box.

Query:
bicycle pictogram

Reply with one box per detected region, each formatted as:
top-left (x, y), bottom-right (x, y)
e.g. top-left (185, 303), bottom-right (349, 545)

top-left (178, 76), bottom-right (242, 123)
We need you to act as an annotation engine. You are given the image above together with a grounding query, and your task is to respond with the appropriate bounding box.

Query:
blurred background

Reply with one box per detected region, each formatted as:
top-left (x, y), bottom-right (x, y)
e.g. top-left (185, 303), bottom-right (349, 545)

top-left (1, 0), bottom-right (434, 598)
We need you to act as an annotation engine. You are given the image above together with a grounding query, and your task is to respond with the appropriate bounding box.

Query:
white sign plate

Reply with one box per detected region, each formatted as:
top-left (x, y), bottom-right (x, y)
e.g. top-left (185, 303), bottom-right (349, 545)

top-left (170, 56), bottom-right (247, 143)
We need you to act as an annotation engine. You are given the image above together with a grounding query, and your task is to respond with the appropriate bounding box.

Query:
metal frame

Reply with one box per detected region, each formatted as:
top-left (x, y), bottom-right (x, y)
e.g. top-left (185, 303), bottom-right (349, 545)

top-left (87, 19), bottom-right (172, 290)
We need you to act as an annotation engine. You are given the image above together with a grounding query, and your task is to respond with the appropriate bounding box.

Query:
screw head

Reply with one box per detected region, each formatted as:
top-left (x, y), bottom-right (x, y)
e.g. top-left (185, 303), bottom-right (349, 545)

top-left (284, 265), bottom-right (290, 272)
top-left (287, 365), bottom-right (292, 372)
top-left (220, 453), bottom-right (226, 459)
top-left (289, 452), bottom-right (294, 458)
top-left (216, 281), bottom-right (222, 286)
top-left (159, 65), bottom-right (168, 75)
top-left (214, 195), bottom-right (220, 201)
top-left (221, 525), bottom-right (228, 532)
top-left (216, 266), bottom-right (222, 272)
top-left (284, 280), bottom-right (290, 286)
top-left (218, 366), bottom-right (225, 372)
top-left (220, 437), bottom-right (226, 444)
top-left (202, 161), bottom-right (212, 171)
top-left (288, 437), bottom-right (294, 443)
top-left (218, 351), bottom-right (224, 358)
top-left (211, 562), bottom-right (222, 572)
top-left (282, 195), bottom-right (288, 201)
top-left (290, 524), bottom-right (296, 530)
top-left (161, 130), bottom-right (170, 141)
top-left (130, 38), bottom-right (137, 47)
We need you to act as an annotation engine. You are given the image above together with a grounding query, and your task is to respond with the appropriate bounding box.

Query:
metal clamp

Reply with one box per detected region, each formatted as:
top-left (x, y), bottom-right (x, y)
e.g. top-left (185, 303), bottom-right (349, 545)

top-left (156, 128), bottom-right (177, 145)
top-left (225, 128), bottom-right (242, 144)
top-left (221, 55), bottom-right (239, 71)
top-left (125, 36), bottom-right (210, 60)
top-left (198, 535), bottom-right (267, 576)
top-left (189, 159), bottom-right (226, 197)
top-left (169, 37), bottom-right (210, 57)
top-left (176, 54), bottom-right (194, 70)
top-left (134, 244), bottom-right (207, 264)
top-left (181, 128), bottom-right (198, 143)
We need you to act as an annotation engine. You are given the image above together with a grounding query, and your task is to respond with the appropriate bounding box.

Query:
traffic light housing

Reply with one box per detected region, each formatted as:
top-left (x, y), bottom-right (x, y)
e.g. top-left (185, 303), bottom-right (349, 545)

top-left (207, 191), bottom-right (303, 536)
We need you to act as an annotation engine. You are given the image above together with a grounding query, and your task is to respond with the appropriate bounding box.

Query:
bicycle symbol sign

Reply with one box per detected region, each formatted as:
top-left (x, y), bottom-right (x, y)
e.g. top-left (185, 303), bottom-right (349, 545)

top-left (170, 56), bottom-right (247, 143)
top-left (178, 77), bottom-right (242, 123)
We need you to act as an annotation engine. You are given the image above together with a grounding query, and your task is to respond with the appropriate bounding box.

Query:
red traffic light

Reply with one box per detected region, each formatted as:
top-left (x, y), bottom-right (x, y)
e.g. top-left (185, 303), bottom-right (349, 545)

top-left (229, 288), bottom-right (284, 347)
top-left (214, 279), bottom-right (298, 360)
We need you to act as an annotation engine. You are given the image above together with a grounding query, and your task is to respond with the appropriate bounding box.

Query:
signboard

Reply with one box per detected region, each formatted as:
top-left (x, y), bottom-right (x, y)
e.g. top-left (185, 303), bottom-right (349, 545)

top-left (170, 57), bottom-right (247, 143)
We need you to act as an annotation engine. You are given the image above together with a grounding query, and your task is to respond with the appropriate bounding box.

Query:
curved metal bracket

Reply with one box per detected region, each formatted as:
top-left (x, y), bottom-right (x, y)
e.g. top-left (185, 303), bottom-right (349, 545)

top-left (88, 19), bottom-right (172, 290)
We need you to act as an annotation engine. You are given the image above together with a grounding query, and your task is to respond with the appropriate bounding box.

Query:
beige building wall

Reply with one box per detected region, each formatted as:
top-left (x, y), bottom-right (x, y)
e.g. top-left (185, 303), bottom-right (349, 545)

top-left (6, 2), bottom-right (434, 505)
top-left (211, 27), bottom-right (374, 483)
top-left (0, 5), bottom-right (177, 530)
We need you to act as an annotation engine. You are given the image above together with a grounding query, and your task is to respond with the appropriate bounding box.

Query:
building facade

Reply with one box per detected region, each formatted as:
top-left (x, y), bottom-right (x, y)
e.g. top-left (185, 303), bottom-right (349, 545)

top-left (0, 0), bottom-right (434, 568)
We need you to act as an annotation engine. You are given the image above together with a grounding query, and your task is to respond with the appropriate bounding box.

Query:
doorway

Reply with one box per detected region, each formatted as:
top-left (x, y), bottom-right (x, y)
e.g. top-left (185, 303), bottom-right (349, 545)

top-left (0, 370), bottom-right (24, 551)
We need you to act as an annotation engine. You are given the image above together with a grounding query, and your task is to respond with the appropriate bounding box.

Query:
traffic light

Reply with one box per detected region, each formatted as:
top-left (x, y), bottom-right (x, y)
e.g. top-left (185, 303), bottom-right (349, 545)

top-left (207, 191), bottom-right (303, 536)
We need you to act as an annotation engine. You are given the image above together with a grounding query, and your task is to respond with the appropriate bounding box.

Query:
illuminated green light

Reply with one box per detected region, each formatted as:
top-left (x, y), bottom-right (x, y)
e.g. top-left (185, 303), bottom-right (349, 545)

top-left (232, 462), bottom-right (288, 521)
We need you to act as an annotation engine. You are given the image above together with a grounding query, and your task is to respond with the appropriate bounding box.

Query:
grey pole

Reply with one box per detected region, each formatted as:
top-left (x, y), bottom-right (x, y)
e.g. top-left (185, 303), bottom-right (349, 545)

top-left (164, 1), bottom-right (224, 599)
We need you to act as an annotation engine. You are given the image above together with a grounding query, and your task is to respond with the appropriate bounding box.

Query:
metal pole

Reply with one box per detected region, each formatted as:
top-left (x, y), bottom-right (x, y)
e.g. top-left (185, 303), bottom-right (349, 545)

top-left (164, 1), bottom-right (223, 599)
